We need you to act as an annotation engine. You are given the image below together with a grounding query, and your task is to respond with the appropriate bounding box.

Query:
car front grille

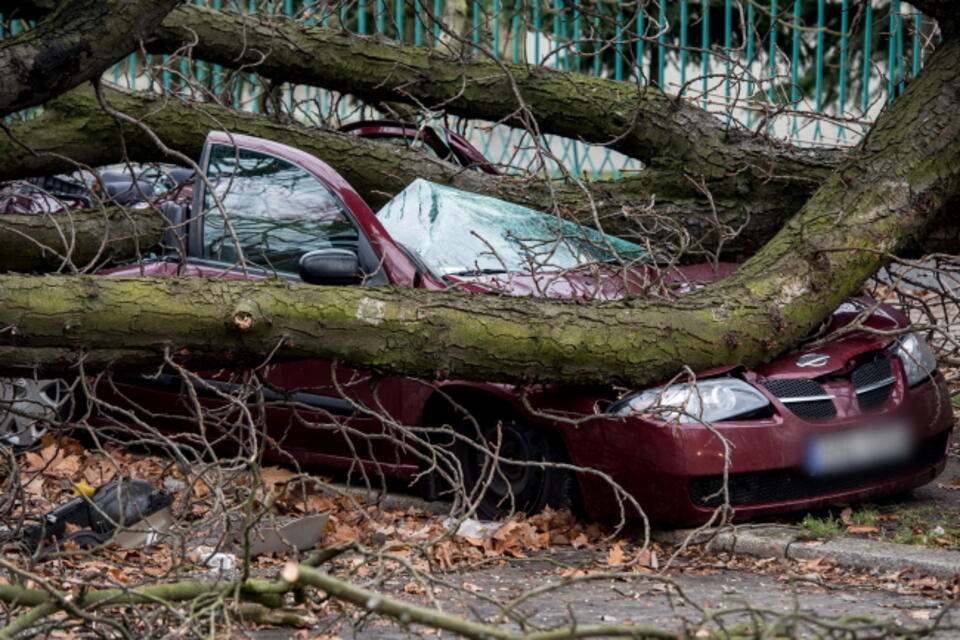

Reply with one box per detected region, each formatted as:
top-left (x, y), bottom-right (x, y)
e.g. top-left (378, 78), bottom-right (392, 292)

top-left (758, 352), bottom-right (897, 419)
top-left (688, 430), bottom-right (949, 508)
top-left (851, 355), bottom-right (895, 412)
top-left (758, 378), bottom-right (837, 420)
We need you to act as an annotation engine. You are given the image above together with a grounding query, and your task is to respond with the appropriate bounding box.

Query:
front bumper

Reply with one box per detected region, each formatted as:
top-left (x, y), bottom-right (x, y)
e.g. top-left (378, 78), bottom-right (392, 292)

top-left (566, 373), bottom-right (953, 526)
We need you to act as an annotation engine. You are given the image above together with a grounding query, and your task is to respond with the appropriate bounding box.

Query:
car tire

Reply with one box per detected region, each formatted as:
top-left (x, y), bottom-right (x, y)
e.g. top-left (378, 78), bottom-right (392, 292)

top-left (0, 378), bottom-right (74, 449)
top-left (455, 418), bottom-right (574, 519)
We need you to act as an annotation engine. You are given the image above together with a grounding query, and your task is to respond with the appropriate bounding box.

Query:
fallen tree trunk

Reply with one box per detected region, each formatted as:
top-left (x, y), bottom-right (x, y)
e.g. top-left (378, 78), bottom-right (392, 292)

top-left (140, 4), bottom-right (843, 241)
top-left (0, 35), bottom-right (957, 385)
top-left (146, 5), bottom-right (841, 178)
top-left (2, 80), bottom-right (957, 274)
top-left (0, 0), bottom-right (182, 116)
top-left (13, 0), bottom-right (842, 197)
top-left (0, 85), bottom-right (806, 266)
top-left (0, 207), bottom-right (165, 273)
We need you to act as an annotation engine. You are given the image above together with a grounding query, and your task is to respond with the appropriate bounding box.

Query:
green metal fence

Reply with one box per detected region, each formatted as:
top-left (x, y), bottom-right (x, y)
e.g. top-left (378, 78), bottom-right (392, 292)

top-left (0, 1), bottom-right (936, 179)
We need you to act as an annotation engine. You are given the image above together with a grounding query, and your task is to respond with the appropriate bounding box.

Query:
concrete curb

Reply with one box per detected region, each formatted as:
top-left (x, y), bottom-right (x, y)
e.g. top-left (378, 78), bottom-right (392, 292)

top-left (327, 484), bottom-right (960, 580)
top-left (653, 525), bottom-right (960, 580)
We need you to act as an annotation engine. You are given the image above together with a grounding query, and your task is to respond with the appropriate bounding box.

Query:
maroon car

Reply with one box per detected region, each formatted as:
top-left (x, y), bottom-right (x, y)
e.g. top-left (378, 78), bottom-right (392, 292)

top-left (6, 131), bottom-right (951, 525)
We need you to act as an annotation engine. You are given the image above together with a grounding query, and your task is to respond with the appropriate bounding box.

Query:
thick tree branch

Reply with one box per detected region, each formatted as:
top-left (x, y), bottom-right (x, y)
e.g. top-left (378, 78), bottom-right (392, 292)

top-left (0, 207), bottom-right (165, 273)
top-left (0, 36), bottom-right (958, 384)
top-left (4, 35), bottom-right (958, 385)
top-left (0, 85), bottom-right (809, 263)
top-left (0, 0), bottom-right (183, 116)
top-left (145, 5), bottom-right (841, 197)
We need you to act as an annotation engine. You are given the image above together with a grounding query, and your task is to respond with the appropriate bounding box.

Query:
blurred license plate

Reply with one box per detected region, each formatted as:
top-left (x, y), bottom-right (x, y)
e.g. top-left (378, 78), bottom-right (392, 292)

top-left (806, 421), bottom-right (912, 476)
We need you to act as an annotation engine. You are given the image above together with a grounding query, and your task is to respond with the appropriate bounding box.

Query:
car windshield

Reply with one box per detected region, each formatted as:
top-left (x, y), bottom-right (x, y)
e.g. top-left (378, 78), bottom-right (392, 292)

top-left (375, 179), bottom-right (647, 276)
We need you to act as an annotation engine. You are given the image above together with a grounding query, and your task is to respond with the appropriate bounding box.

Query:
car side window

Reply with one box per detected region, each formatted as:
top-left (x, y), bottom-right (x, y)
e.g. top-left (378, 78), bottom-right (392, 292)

top-left (201, 144), bottom-right (360, 274)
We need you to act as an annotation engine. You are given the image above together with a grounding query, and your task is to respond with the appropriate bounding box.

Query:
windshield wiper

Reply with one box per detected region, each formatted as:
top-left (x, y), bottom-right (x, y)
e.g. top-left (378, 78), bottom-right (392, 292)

top-left (446, 268), bottom-right (509, 276)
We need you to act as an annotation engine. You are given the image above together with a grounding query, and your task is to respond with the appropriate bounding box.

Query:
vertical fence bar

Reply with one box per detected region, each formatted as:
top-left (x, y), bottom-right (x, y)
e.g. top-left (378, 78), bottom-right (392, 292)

top-left (745, 2), bottom-right (755, 127)
top-left (432, 0), bottom-right (441, 44)
top-left (861, 3), bottom-right (873, 118)
top-left (912, 10), bottom-right (922, 79)
top-left (635, 4), bottom-right (645, 84)
top-left (887, 0), bottom-right (897, 102)
top-left (615, 8), bottom-right (625, 81)
top-left (591, 11), bottom-right (601, 76)
top-left (415, 0), bottom-right (424, 45)
top-left (895, 0), bottom-right (905, 94)
top-left (247, 0), bottom-right (258, 112)
top-left (284, 0), bottom-right (294, 112)
top-left (813, 0), bottom-right (825, 141)
top-left (570, 2), bottom-right (580, 72)
top-left (493, 0), bottom-right (502, 59)
top-left (532, 0), bottom-right (541, 63)
top-left (723, 0), bottom-right (732, 105)
top-left (192, 0), bottom-right (206, 92)
top-left (838, 0), bottom-right (849, 140)
top-left (213, 0), bottom-right (225, 103)
top-left (472, 0), bottom-right (481, 44)
top-left (679, 1), bottom-right (688, 91)
top-left (556, 0), bottom-right (569, 69)
top-left (395, 0), bottom-right (405, 40)
top-left (376, 0), bottom-right (386, 33)
top-left (701, 0), bottom-right (709, 108)
top-left (789, 0), bottom-right (801, 137)
top-left (768, 0), bottom-right (778, 105)
top-left (656, 0), bottom-right (666, 88)
top-left (512, 0), bottom-right (522, 62)
top-left (359, 0), bottom-right (369, 34)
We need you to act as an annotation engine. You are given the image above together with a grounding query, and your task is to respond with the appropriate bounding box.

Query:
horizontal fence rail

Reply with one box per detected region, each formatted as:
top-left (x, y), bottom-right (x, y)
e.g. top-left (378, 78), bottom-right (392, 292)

top-left (0, 1), bottom-right (936, 179)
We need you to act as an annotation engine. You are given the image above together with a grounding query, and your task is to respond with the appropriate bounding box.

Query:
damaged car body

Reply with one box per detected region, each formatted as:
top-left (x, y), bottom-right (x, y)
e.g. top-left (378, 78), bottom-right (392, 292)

top-left (1, 131), bottom-right (952, 525)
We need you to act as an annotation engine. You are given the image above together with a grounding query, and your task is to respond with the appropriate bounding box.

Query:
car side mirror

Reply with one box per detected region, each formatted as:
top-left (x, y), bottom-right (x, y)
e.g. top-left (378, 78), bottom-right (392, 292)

top-left (298, 249), bottom-right (363, 285)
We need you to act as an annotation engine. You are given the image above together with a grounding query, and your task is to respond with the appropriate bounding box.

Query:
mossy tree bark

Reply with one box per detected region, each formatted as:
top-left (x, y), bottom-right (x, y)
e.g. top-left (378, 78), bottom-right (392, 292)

top-left (0, 0), bottom-right (182, 116)
top-left (0, 206), bottom-right (165, 273)
top-left (2, 84), bottom-right (957, 273)
top-left (1, 37), bottom-right (958, 386)
top-left (0, 86), bottom-right (818, 267)
top-left (142, 4), bottom-right (841, 230)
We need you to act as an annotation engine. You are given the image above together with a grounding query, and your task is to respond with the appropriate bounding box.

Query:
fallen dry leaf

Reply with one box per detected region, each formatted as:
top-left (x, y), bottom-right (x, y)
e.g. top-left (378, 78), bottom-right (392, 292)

top-left (606, 542), bottom-right (626, 565)
top-left (403, 581), bottom-right (425, 595)
top-left (846, 525), bottom-right (880, 534)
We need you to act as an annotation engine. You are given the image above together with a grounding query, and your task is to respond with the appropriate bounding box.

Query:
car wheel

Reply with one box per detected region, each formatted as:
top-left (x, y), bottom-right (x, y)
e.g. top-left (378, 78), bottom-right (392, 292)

top-left (456, 418), bottom-right (574, 519)
top-left (0, 378), bottom-right (72, 448)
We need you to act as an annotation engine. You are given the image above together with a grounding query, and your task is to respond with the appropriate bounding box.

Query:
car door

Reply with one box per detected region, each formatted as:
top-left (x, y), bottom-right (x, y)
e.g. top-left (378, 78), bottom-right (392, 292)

top-left (182, 132), bottom-right (418, 473)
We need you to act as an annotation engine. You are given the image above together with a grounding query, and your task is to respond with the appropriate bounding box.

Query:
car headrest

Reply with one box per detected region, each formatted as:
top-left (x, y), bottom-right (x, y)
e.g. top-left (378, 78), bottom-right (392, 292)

top-left (159, 202), bottom-right (186, 254)
top-left (166, 168), bottom-right (196, 186)
top-left (100, 169), bottom-right (139, 183)
top-left (104, 181), bottom-right (154, 205)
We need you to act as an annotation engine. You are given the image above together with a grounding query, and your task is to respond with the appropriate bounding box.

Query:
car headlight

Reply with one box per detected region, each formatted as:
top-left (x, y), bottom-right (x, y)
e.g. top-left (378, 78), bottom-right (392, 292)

top-left (609, 378), bottom-right (770, 424)
top-left (893, 332), bottom-right (938, 387)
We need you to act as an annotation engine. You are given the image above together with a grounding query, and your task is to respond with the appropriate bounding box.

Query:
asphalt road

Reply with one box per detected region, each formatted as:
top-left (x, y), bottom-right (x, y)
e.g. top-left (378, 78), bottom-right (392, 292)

top-left (251, 547), bottom-right (958, 639)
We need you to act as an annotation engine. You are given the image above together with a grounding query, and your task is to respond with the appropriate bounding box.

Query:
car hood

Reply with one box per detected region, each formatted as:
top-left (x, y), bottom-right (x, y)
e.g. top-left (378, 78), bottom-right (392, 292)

top-left (755, 297), bottom-right (909, 378)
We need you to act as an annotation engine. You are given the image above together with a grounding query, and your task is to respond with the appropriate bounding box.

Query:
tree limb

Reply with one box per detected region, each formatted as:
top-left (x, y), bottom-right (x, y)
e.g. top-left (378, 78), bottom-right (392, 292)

top-left (0, 85), bottom-right (812, 262)
top-left (282, 562), bottom-right (677, 640)
top-left (0, 0), bottom-right (183, 116)
top-left (2, 35), bottom-right (957, 385)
